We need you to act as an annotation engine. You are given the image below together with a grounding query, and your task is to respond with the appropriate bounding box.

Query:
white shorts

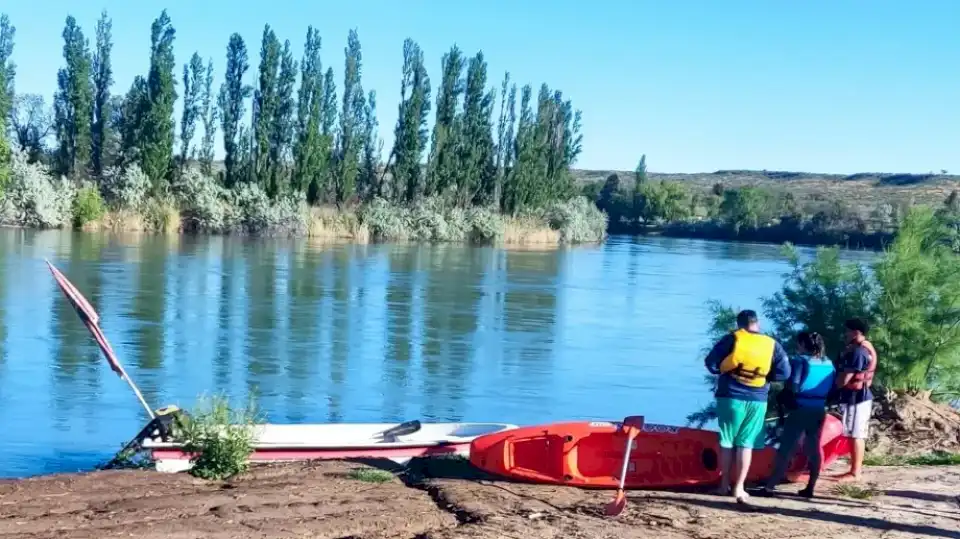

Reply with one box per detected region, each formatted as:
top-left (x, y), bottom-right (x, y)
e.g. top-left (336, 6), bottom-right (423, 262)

top-left (840, 400), bottom-right (873, 439)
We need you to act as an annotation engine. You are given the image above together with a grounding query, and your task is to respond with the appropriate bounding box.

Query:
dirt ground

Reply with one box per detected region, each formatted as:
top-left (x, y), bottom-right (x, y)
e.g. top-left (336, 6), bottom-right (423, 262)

top-left (0, 457), bottom-right (957, 539)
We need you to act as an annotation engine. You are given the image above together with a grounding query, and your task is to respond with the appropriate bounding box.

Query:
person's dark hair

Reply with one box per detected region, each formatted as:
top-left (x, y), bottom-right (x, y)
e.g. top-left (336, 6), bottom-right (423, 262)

top-left (797, 331), bottom-right (825, 357)
top-left (844, 318), bottom-right (869, 335)
top-left (736, 310), bottom-right (758, 329)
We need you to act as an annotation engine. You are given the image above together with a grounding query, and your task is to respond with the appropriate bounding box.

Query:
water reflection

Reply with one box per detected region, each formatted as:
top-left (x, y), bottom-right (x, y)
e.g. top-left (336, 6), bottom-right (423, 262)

top-left (0, 231), bottom-right (880, 478)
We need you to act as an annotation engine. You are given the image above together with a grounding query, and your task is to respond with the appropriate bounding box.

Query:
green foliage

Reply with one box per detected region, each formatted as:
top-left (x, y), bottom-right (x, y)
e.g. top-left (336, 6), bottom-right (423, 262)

top-left (334, 29), bottom-right (364, 205)
top-left (72, 184), bottom-right (106, 227)
top-left (348, 467), bottom-right (395, 483)
top-left (91, 10), bottom-right (113, 176)
top-left (179, 393), bottom-right (263, 480)
top-left (219, 33), bottom-right (253, 188)
top-left (179, 52), bottom-right (204, 167)
top-left (863, 450), bottom-right (960, 466)
top-left (198, 59), bottom-right (218, 175)
top-left (719, 186), bottom-right (774, 234)
top-left (834, 484), bottom-right (881, 499)
top-left (54, 15), bottom-right (94, 178)
top-left (693, 207), bottom-right (960, 423)
top-left (636, 180), bottom-right (691, 223)
top-left (0, 14), bottom-right (14, 135)
top-left (871, 208), bottom-right (960, 394)
top-left (391, 39), bottom-right (432, 203)
top-left (139, 10), bottom-right (177, 190)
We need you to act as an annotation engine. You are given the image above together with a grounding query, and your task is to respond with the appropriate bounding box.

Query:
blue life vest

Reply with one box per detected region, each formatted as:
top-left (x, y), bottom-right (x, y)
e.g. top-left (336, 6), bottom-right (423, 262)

top-left (794, 355), bottom-right (836, 408)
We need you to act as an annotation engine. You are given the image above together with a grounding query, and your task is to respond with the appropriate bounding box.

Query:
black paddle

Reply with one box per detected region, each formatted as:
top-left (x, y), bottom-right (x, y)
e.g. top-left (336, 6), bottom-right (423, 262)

top-left (376, 420), bottom-right (422, 442)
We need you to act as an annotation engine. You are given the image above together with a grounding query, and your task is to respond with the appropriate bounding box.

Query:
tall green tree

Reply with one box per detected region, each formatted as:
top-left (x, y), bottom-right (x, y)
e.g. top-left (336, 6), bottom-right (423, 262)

top-left (53, 16), bottom-right (93, 178)
top-left (179, 52), bottom-right (204, 168)
top-left (359, 90), bottom-right (381, 200)
top-left (268, 39), bottom-right (297, 197)
top-left (198, 59), bottom-right (218, 175)
top-left (294, 26), bottom-right (324, 200)
top-left (493, 72), bottom-right (515, 210)
top-left (390, 38), bottom-right (431, 203)
top-left (139, 10), bottom-right (177, 190)
top-left (253, 25), bottom-right (281, 185)
top-left (91, 10), bottom-right (112, 176)
top-left (0, 15), bottom-right (14, 189)
top-left (503, 85), bottom-right (535, 214)
top-left (334, 29), bottom-right (364, 205)
top-left (116, 76), bottom-right (146, 166)
top-left (455, 52), bottom-right (495, 206)
top-left (219, 33), bottom-right (252, 187)
top-left (426, 46), bottom-right (464, 197)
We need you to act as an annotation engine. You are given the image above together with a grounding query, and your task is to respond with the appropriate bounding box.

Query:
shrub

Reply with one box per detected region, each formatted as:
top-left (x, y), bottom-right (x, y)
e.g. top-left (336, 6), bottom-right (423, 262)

top-left (0, 149), bottom-right (74, 228)
top-left (72, 184), bottom-right (106, 228)
top-left (101, 164), bottom-right (151, 211)
top-left (178, 393), bottom-right (263, 480)
top-left (174, 169), bottom-right (230, 233)
top-left (542, 196), bottom-right (608, 243)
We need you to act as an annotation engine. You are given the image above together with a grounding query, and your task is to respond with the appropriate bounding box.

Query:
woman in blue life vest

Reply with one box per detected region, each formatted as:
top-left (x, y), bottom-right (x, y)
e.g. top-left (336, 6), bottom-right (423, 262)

top-left (756, 331), bottom-right (835, 498)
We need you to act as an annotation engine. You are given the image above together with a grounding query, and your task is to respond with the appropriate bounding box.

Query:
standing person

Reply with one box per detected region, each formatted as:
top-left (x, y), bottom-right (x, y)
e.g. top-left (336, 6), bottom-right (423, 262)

top-left (704, 309), bottom-right (791, 503)
top-left (835, 318), bottom-right (876, 481)
top-left (757, 331), bottom-right (835, 498)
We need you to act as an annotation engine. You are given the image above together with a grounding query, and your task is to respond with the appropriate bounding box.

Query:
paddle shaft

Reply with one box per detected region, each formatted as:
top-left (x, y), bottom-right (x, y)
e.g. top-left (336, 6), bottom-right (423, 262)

top-left (616, 429), bottom-right (636, 490)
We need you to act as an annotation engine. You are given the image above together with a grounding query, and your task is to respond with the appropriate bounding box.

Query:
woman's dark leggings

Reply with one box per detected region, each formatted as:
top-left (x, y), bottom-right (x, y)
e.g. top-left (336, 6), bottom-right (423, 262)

top-left (766, 407), bottom-right (826, 490)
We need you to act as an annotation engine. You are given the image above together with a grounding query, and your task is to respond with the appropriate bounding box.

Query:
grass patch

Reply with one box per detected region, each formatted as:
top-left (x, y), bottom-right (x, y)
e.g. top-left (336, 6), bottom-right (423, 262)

top-left (833, 483), bottom-right (883, 500)
top-left (178, 393), bottom-right (264, 480)
top-left (864, 451), bottom-right (960, 467)
top-left (348, 467), bottom-right (395, 483)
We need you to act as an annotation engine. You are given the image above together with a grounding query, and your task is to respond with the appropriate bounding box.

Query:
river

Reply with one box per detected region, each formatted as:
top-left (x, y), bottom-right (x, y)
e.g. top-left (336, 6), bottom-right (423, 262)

top-left (0, 229), bottom-right (877, 478)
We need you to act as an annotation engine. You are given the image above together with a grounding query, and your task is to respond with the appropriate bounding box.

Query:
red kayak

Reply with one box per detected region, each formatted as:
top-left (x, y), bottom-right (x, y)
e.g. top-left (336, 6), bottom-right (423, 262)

top-left (469, 413), bottom-right (849, 489)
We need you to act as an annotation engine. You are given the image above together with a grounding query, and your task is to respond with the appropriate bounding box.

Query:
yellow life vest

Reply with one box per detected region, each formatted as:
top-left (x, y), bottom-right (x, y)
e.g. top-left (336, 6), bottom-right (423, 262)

top-left (718, 329), bottom-right (775, 388)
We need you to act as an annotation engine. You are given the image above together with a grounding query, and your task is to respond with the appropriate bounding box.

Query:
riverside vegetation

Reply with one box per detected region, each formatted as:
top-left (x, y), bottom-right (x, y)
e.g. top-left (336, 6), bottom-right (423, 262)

top-left (582, 157), bottom-right (960, 249)
top-left (0, 11), bottom-right (606, 245)
top-left (687, 206), bottom-right (960, 459)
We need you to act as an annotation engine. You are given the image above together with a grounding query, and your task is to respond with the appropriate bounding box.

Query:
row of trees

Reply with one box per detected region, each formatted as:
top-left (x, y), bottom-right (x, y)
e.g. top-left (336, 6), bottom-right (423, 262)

top-left (0, 10), bottom-right (583, 215)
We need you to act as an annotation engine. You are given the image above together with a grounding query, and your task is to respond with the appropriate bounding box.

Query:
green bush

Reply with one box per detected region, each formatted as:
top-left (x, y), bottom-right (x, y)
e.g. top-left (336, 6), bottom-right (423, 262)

top-left (542, 196), bottom-right (608, 243)
top-left (178, 394), bottom-right (263, 480)
top-left (72, 185), bottom-right (106, 227)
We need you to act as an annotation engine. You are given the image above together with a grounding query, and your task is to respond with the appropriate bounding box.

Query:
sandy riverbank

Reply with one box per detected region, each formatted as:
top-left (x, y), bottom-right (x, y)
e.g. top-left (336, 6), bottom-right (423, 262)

top-left (1, 457), bottom-right (957, 539)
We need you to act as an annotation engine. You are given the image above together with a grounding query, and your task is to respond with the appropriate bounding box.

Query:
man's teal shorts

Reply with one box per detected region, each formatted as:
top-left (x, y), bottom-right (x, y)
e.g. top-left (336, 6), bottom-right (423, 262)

top-left (716, 397), bottom-right (767, 449)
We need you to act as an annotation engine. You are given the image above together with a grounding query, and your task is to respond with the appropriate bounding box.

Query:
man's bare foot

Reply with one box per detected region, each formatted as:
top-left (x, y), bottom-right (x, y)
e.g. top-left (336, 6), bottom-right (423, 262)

top-left (733, 488), bottom-right (751, 502)
top-left (712, 485), bottom-right (731, 496)
top-left (834, 472), bottom-right (862, 483)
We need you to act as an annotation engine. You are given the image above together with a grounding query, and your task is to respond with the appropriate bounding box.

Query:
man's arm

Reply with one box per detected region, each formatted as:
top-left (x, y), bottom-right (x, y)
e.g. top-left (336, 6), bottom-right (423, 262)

top-left (768, 341), bottom-right (792, 382)
top-left (835, 347), bottom-right (869, 388)
top-left (704, 334), bottom-right (734, 375)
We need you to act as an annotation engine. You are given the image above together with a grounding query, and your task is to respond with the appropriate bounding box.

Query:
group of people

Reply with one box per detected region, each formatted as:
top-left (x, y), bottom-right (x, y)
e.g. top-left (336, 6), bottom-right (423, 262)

top-left (703, 310), bottom-right (877, 503)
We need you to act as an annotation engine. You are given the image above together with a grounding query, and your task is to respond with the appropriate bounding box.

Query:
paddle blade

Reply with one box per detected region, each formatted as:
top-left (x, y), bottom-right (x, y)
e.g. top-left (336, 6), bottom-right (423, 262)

top-left (604, 489), bottom-right (627, 516)
top-left (623, 415), bottom-right (645, 430)
top-left (377, 420), bottom-right (422, 440)
top-left (46, 260), bottom-right (125, 377)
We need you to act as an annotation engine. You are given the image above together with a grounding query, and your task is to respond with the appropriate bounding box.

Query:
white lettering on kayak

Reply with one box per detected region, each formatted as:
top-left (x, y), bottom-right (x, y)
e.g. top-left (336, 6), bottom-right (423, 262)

top-left (640, 423), bottom-right (680, 434)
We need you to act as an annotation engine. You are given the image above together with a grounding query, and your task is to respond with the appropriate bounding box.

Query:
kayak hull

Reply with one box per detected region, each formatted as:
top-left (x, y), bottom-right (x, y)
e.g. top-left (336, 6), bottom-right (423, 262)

top-left (469, 414), bottom-right (848, 489)
top-left (144, 422), bottom-right (518, 473)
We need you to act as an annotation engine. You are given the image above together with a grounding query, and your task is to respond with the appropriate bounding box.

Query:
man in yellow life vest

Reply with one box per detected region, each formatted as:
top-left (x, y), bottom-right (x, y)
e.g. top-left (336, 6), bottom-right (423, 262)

top-left (704, 309), bottom-right (791, 503)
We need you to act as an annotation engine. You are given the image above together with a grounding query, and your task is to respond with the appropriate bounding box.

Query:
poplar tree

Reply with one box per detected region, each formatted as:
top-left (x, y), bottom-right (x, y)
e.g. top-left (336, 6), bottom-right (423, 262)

top-left (117, 76), bottom-right (146, 166)
top-left (268, 39), bottom-right (297, 197)
top-left (0, 15), bottom-right (14, 187)
top-left (359, 90), bottom-right (381, 200)
top-left (334, 29), bottom-right (364, 205)
top-left (390, 39), bottom-right (431, 203)
top-left (253, 25), bottom-right (280, 185)
top-left (54, 16), bottom-right (93, 178)
top-left (139, 10), bottom-right (177, 190)
top-left (198, 59), bottom-right (218, 175)
top-left (91, 10), bottom-right (113, 176)
top-left (455, 51), bottom-right (495, 206)
top-left (493, 72), bottom-right (515, 209)
top-left (219, 33), bottom-right (252, 187)
top-left (294, 26), bottom-right (324, 199)
top-left (179, 52), bottom-right (204, 167)
top-left (426, 46), bottom-right (464, 197)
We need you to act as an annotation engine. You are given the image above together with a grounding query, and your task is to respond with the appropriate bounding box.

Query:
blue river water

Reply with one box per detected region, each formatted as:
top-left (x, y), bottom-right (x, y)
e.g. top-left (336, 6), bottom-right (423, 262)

top-left (0, 229), bottom-right (876, 478)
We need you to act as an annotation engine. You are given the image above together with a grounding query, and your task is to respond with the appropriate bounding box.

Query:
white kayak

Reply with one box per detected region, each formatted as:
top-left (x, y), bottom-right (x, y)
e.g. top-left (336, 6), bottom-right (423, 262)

top-left (141, 419), bottom-right (518, 473)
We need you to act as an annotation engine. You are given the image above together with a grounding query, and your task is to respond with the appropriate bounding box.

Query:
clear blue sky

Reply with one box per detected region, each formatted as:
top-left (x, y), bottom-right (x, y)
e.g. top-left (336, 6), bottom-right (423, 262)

top-left (4, 1), bottom-right (959, 174)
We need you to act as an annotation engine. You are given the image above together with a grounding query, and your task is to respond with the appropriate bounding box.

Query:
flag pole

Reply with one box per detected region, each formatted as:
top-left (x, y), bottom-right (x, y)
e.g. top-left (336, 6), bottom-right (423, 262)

top-left (45, 259), bottom-right (155, 420)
